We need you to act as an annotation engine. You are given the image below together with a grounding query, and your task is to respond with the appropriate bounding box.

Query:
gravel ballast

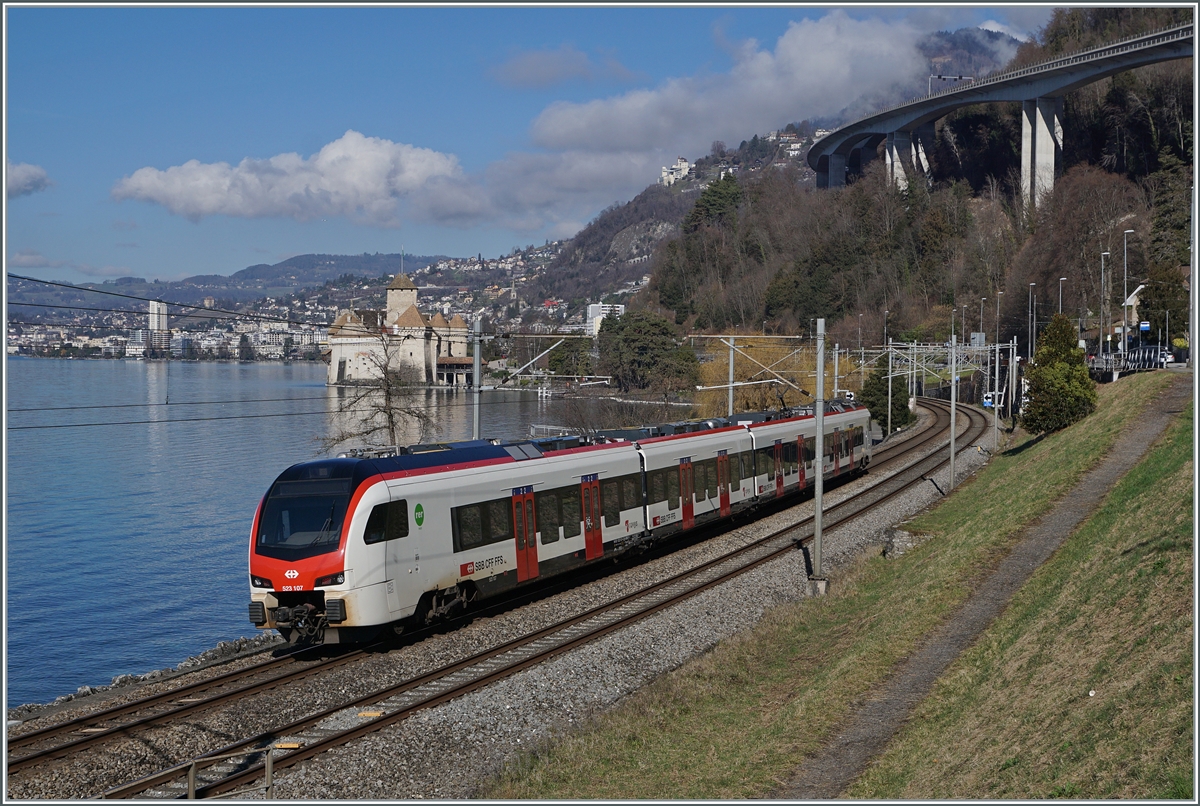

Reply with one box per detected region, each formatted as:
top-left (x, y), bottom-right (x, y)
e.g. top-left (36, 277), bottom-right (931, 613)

top-left (7, 408), bottom-right (988, 800)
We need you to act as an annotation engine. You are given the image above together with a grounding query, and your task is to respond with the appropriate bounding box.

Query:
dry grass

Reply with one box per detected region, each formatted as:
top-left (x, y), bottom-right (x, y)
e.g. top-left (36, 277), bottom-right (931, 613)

top-left (482, 371), bottom-right (1186, 799)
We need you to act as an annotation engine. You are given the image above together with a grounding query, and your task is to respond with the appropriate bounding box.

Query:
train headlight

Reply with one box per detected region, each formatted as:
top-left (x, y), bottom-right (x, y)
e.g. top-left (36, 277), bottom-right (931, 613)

top-left (251, 575), bottom-right (273, 589)
top-left (315, 572), bottom-right (345, 587)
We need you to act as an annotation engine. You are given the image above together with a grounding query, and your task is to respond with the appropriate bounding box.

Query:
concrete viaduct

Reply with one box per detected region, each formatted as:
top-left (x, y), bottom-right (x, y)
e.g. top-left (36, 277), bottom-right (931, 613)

top-left (807, 23), bottom-right (1193, 207)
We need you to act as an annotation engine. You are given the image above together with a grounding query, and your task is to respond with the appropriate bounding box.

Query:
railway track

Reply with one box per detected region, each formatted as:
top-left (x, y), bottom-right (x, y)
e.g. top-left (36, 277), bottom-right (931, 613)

top-left (5, 397), bottom-right (952, 779)
top-left (83, 399), bottom-right (987, 799)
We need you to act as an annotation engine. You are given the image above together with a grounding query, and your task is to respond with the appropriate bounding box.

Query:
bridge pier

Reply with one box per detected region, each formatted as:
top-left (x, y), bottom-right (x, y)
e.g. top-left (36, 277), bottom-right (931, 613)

top-left (885, 124), bottom-right (935, 191)
top-left (1021, 97), bottom-right (1062, 210)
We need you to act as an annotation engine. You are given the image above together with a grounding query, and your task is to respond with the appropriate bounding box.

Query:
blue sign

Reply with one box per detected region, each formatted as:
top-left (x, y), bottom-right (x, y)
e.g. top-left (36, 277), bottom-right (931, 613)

top-left (1141, 321), bottom-right (1151, 331)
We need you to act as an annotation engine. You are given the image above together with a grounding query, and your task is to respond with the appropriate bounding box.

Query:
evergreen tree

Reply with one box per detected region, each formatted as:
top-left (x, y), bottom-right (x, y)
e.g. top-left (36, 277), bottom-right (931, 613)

top-left (597, 311), bottom-right (699, 392)
top-left (858, 357), bottom-right (915, 434)
top-left (1022, 313), bottom-right (1097, 434)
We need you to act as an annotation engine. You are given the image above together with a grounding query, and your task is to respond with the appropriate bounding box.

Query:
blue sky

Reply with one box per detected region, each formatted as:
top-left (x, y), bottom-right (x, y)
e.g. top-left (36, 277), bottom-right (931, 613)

top-left (5, 4), bottom-right (1054, 284)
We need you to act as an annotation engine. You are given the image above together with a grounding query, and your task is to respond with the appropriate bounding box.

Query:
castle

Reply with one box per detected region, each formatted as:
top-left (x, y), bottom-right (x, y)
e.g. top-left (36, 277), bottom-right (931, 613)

top-left (326, 274), bottom-right (473, 386)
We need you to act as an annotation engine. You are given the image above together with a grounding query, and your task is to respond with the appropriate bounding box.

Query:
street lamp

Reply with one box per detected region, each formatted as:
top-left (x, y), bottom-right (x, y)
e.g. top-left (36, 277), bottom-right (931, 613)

top-left (883, 310), bottom-right (888, 346)
top-left (1123, 229), bottom-right (1134, 351)
top-left (1101, 251), bottom-right (1110, 354)
top-left (1028, 283), bottom-right (1036, 360)
top-left (1058, 277), bottom-right (1066, 314)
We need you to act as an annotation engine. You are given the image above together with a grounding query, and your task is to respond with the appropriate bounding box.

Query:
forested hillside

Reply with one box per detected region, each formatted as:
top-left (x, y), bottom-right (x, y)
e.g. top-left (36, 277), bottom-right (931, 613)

top-left (636, 7), bottom-right (1193, 357)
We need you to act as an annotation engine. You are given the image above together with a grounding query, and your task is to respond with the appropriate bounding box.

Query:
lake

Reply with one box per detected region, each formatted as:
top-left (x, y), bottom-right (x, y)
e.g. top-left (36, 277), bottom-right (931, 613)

top-left (4, 357), bottom-right (575, 707)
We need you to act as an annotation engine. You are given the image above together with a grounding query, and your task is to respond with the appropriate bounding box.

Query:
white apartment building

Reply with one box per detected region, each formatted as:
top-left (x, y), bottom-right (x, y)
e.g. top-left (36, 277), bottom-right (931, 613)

top-left (586, 303), bottom-right (625, 336)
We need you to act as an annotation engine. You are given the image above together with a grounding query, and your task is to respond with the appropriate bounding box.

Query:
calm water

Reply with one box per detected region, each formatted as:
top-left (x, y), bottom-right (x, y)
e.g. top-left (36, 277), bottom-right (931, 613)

top-left (5, 357), bottom-right (570, 707)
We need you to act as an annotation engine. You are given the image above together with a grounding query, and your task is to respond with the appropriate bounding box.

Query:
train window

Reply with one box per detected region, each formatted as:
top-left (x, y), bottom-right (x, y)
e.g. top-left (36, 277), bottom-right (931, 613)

top-left (601, 479), bottom-right (621, 527)
top-left (536, 491), bottom-right (560, 544)
top-left (453, 505), bottom-right (483, 551)
top-left (741, 450), bottom-right (753, 480)
top-left (364, 500), bottom-right (409, 545)
top-left (729, 454), bottom-right (740, 487)
top-left (452, 498), bottom-right (512, 553)
top-left (755, 447), bottom-right (773, 474)
top-left (705, 459), bottom-right (718, 499)
top-left (621, 475), bottom-right (640, 511)
top-left (693, 462), bottom-right (707, 500)
top-left (666, 468), bottom-right (680, 510)
top-left (561, 487), bottom-right (582, 539)
top-left (805, 437), bottom-right (816, 463)
top-left (650, 471), bottom-right (666, 505)
top-left (782, 441), bottom-right (797, 474)
top-left (256, 479), bottom-right (352, 561)
top-left (486, 499), bottom-right (512, 542)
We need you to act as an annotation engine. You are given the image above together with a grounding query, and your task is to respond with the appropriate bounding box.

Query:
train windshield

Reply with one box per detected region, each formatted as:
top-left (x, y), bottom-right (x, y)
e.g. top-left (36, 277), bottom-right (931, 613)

top-left (256, 479), bottom-right (352, 561)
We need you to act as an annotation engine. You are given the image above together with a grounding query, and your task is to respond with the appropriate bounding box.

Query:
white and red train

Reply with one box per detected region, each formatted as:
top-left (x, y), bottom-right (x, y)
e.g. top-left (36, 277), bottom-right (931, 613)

top-left (248, 401), bottom-right (871, 644)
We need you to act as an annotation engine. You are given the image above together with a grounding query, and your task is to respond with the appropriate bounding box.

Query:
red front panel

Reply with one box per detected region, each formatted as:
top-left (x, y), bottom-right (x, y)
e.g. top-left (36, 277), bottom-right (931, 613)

top-left (512, 489), bottom-right (539, 582)
top-left (680, 460), bottom-right (695, 530)
top-left (582, 477), bottom-right (603, 560)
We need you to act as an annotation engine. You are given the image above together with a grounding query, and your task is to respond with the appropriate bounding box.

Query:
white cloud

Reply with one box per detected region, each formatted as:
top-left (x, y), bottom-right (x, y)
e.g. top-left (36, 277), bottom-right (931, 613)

top-left (979, 19), bottom-right (1029, 43)
top-left (8, 249), bottom-right (62, 268)
top-left (112, 130), bottom-right (461, 226)
top-left (529, 11), bottom-right (928, 158)
top-left (491, 44), bottom-right (639, 88)
top-left (7, 162), bottom-right (52, 198)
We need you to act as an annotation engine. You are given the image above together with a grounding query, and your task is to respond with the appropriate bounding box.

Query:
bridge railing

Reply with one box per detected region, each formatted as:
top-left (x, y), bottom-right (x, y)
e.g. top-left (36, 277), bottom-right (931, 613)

top-left (824, 22), bottom-right (1194, 139)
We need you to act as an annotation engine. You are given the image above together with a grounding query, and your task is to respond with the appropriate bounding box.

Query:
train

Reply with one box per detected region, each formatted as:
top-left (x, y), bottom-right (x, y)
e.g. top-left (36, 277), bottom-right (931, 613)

top-left (248, 400), bottom-right (872, 644)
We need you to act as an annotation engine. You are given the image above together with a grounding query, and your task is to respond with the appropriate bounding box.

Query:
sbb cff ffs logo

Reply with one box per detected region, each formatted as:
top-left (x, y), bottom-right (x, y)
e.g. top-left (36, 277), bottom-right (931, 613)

top-left (285, 569), bottom-right (299, 579)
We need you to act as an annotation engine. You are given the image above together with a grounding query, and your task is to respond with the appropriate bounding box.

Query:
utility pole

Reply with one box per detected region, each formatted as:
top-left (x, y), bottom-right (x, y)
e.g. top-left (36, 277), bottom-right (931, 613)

top-left (886, 339), bottom-right (893, 437)
top-left (949, 333), bottom-right (957, 491)
top-left (727, 336), bottom-right (735, 417)
top-left (1028, 283), bottom-right (1035, 361)
top-left (471, 318), bottom-right (482, 439)
top-left (1123, 229), bottom-right (1134, 352)
top-left (813, 319), bottom-right (825, 587)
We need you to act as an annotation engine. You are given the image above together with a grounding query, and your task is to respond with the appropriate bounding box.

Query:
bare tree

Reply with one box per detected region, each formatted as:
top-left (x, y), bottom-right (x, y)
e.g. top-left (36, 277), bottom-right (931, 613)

top-left (321, 330), bottom-right (434, 454)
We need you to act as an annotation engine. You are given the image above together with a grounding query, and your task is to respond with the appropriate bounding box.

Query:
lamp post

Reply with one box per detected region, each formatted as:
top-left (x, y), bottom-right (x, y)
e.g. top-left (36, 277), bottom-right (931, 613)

top-left (883, 310), bottom-right (888, 347)
top-left (1028, 283), bottom-right (1035, 360)
top-left (1123, 229), bottom-right (1134, 351)
top-left (1058, 277), bottom-right (1066, 314)
top-left (980, 298), bottom-right (986, 336)
top-left (1101, 251), bottom-right (1110, 354)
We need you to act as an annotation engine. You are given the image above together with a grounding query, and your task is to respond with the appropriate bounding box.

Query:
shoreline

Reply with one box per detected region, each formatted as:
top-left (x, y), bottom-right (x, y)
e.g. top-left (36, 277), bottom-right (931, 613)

top-left (6, 632), bottom-right (286, 726)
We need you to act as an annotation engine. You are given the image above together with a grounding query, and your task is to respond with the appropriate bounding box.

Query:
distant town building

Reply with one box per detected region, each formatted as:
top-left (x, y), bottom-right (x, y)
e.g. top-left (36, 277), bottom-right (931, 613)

top-left (149, 300), bottom-right (168, 333)
top-left (586, 303), bottom-right (625, 337)
top-left (659, 157), bottom-right (690, 186)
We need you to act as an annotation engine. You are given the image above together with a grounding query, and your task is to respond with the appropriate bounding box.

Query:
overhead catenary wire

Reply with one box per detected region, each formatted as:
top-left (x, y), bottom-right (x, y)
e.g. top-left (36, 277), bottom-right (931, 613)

top-left (6, 386), bottom-right (690, 431)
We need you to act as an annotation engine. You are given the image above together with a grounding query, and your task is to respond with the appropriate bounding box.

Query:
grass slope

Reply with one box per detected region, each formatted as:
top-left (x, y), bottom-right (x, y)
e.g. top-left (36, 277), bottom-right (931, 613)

top-left (483, 371), bottom-right (1184, 799)
top-left (847, 397), bottom-right (1193, 799)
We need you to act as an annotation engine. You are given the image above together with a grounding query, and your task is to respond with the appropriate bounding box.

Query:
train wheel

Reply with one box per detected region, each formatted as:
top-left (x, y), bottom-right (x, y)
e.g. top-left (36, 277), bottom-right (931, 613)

top-left (411, 591), bottom-right (436, 628)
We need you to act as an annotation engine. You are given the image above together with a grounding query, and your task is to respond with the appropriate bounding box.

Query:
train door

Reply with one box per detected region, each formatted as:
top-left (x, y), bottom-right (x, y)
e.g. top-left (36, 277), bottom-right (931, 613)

top-left (512, 486), bottom-right (539, 582)
top-left (833, 429), bottom-right (841, 477)
top-left (581, 474), bottom-right (603, 560)
top-left (797, 436), bottom-right (806, 489)
top-left (680, 459), bottom-right (695, 530)
top-left (717, 451), bottom-right (731, 517)
top-left (774, 440), bottom-right (784, 497)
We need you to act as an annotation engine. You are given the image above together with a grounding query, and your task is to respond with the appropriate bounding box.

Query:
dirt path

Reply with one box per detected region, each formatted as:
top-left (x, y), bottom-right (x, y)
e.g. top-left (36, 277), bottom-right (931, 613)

top-left (769, 372), bottom-right (1192, 800)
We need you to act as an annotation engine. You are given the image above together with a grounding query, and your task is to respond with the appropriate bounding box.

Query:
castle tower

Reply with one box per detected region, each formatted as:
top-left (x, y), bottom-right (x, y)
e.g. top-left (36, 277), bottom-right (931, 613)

top-left (386, 274), bottom-right (418, 323)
